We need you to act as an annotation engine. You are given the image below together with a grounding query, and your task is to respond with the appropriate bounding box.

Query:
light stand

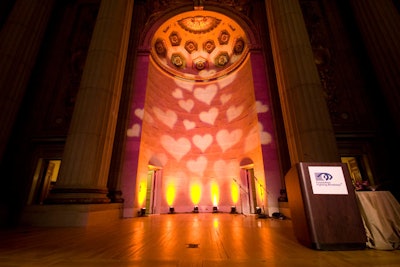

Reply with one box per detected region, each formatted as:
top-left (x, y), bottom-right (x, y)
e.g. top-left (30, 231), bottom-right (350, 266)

top-left (233, 178), bottom-right (248, 217)
top-left (254, 177), bottom-right (269, 219)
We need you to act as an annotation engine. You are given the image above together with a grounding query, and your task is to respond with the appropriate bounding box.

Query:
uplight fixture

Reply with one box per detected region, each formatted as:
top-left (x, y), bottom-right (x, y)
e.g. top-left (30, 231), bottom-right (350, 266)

top-left (169, 206), bottom-right (175, 214)
top-left (230, 206), bottom-right (237, 214)
top-left (139, 207), bottom-right (146, 216)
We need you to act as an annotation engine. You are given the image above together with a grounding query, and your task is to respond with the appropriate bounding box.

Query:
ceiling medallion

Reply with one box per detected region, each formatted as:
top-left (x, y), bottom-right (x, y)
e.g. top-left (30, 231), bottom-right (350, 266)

top-left (193, 57), bottom-right (208, 70)
top-left (154, 38), bottom-right (167, 57)
top-left (171, 53), bottom-right (185, 69)
top-left (233, 37), bottom-right (245, 55)
top-left (203, 40), bottom-right (216, 53)
top-left (185, 40), bottom-right (198, 54)
top-left (218, 30), bottom-right (230, 45)
top-left (178, 16), bottom-right (221, 34)
top-left (169, 31), bottom-right (182, 46)
top-left (215, 52), bottom-right (230, 67)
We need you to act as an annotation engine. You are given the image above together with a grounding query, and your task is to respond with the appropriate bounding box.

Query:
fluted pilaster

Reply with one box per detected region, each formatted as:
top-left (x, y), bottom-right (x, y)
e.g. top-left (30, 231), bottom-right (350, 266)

top-left (266, 0), bottom-right (339, 164)
top-left (0, 0), bottom-right (55, 162)
top-left (46, 0), bottom-right (134, 204)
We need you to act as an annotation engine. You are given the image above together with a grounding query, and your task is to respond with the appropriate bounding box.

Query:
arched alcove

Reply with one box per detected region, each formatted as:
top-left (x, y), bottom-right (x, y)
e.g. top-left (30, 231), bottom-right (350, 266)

top-left (121, 4), bottom-right (282, 216)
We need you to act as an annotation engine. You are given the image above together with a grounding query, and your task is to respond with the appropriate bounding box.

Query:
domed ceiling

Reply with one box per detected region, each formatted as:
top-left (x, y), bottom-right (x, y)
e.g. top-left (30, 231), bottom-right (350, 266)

top-left (150, 10), bottom-right (249, 81)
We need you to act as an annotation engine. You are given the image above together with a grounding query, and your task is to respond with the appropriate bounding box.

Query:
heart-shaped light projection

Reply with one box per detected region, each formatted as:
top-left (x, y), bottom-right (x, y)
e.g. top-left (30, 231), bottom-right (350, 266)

top-left (216, 129), bottom-right (243, 152)
top-left (187, 155), bottom-right (208, 177)
top-left (153, 107), bottom-right (177, 129)
top-left (220, 93), bottom-right (232, 104)
top-left (134, 108), bottom-right (144, 119)
top-left (226, 105), bottom-right (244, 122)
top-left (258, 122), bottom-right (272, 145)
top-left (193, 84), bottom-right (218, 105)
top-left (199, 107), bottom-right (218, 125)
top-left (192, 134), bottom-right (213, 152)
top-left (127, 123), bottom-right (141, 137)
top-left (161, 135), bottom-right (191, 161)
top-left (256, 100), bottom-right (269, 113)
top-left (183, 119), bottom-right (196, 130)
top-left (178, 99), bottom-right (194, 112)
top-left (172, 88), bottom-right (184, 99)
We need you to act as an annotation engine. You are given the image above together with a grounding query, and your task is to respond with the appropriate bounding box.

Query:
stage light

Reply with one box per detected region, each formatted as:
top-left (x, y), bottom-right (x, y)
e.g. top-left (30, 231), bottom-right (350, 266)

top-left (193, 206), bottom-right (199, 213)
top-left (213, 206), bottom-right (218, 213)
top-left (230, 206), bottom-right (237, 214)
top-left (139, 207), bottom-right (146, 216)
top-left (256, 206), bottom-right (262, 214)
top-left (169, 206), bottom-right (175, 214)
top-left (256, 206), bottom-right (268, 218)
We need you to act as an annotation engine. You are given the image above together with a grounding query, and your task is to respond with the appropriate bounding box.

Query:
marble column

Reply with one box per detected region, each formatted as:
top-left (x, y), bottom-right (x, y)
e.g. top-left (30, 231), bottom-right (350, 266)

top-left (265, 0), bottom-right (339, 164)
top-left (0, 0), bottom-right (55, 162)
top-left (349, 0), bottom-right (400, 134)
top-left (46, 0), bottom-right (134, 204)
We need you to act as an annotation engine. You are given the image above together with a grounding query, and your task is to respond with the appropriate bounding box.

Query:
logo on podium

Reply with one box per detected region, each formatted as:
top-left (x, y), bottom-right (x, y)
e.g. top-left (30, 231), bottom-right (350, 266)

top-left (308, 167), bottom-right (348, 195)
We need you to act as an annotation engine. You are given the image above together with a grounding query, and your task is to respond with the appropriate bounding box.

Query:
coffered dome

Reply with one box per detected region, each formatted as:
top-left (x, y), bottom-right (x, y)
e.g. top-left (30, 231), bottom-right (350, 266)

top-left (151, 10), bottom-right (249, 81)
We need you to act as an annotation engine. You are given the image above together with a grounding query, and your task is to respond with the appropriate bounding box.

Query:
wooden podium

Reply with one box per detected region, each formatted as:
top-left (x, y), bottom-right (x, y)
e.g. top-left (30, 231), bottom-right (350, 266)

top-left (285, 162), bottom-right (366, 250)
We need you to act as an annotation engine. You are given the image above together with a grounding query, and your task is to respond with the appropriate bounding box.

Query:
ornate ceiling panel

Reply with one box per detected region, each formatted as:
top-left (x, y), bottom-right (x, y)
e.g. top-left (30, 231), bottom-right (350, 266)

top-left (151, 10), bottom-right (249, 81)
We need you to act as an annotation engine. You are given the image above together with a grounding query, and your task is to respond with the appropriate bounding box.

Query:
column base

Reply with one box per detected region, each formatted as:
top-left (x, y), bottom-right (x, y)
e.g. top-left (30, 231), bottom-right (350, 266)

top-left (278, 200), bottom-right (291, 219)
top-left (44, 188), bottom-right (111, 204)
top-left (107, 190), bottom-right (124, 203)
top-left (20, 203), bottom-right (122, 227)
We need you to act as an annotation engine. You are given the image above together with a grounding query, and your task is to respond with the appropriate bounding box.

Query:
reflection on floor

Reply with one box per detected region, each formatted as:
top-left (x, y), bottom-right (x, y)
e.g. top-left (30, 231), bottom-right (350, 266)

top-left (0, 213), bottom-right (399, 267)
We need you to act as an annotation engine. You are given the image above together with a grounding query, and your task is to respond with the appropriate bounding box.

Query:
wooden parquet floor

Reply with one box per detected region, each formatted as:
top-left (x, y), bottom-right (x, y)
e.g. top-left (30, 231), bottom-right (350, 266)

top-left (0, 213), bottom-right (399, 266)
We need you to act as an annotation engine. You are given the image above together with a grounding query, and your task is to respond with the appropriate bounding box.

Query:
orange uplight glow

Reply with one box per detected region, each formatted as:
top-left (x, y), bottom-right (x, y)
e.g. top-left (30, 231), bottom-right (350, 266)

top-left (166, 183), bottom-right (176, 206)
top-left (138, 181), bottom-right (147, 207)
top-left (257, 182), bottom-right (266, 203)
top-left (213, 217), bottom-right (219, 229)
top-left (231, 181), bottom-right (239, 204)
top-left (211, 182), bottom-right (220, 206)
top-left (190, 182), bottom-right (202, 205)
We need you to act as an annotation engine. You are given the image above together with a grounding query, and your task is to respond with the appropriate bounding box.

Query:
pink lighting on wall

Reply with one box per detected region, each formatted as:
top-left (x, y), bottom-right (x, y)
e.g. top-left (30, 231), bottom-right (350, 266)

top-left (133, 57), bottom-right (266, 213)
top-left (126, 53), bottom-right (276, 215)
top-left (119, 12), bottom-right (284, 217)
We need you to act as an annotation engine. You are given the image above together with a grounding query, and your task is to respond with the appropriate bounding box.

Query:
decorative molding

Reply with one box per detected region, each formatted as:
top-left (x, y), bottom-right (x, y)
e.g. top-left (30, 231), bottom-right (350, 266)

top-left (178, 16), bottom-right (221, 33)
